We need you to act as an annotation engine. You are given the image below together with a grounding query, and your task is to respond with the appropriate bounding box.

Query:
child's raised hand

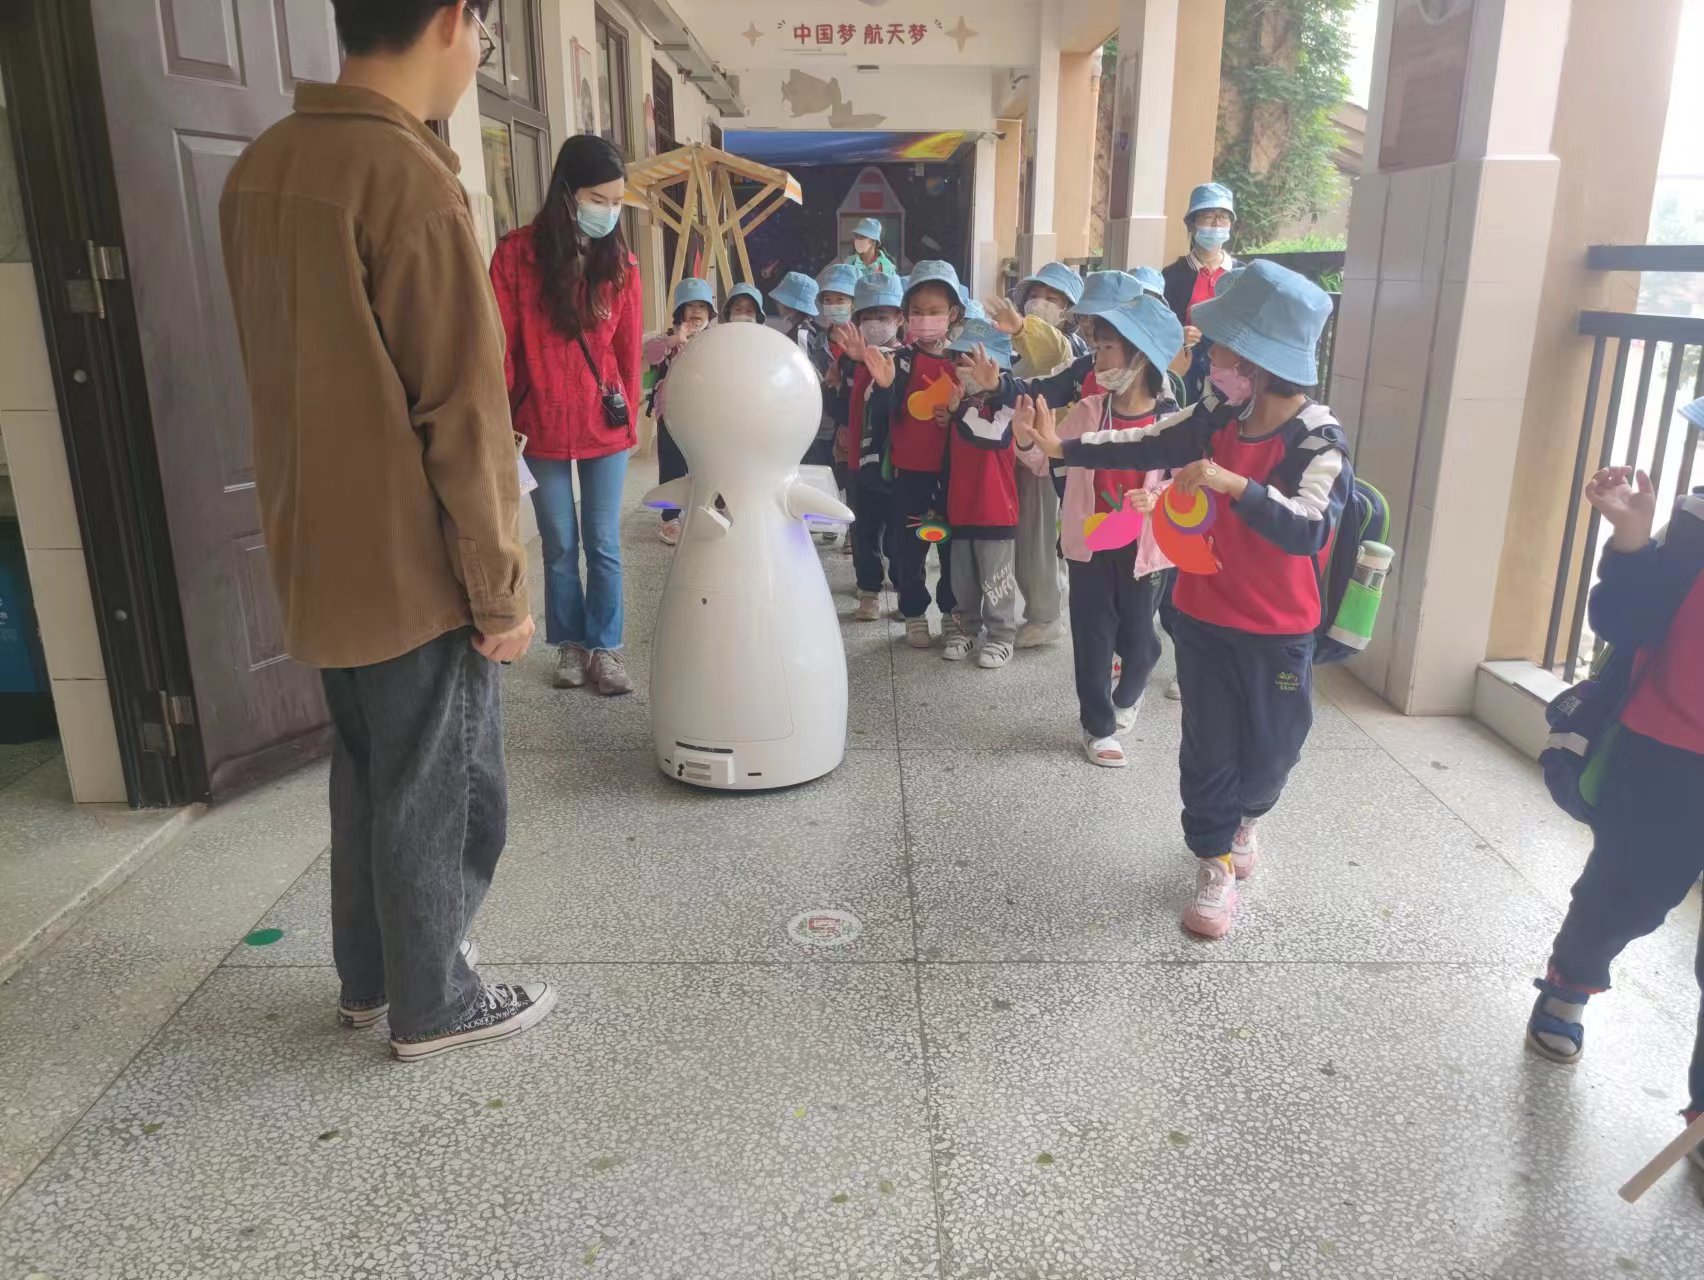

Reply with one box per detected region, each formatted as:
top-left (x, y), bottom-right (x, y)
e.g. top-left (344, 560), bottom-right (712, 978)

top-left (1586, 466), bottom-right (1657, 551)
top-left (1173, 458), bottom-right (1248, 500)
top-left (933, 378), bottom-right (963, 426)
top-left (962, 343), bottom-right (1002, 393)
top-left (1124, 488), bottom-right (1158, 515)
top-left (1030, 397), bottom-right (1063, 458)
top-left (1012, 394), bottom-right (1036, 446)
top-left (832, 321), bottom-right (865, 361)
top-left (985, 296), bottom-right (1024, 336)
top-left (863, 346), bottom-right (896, 389)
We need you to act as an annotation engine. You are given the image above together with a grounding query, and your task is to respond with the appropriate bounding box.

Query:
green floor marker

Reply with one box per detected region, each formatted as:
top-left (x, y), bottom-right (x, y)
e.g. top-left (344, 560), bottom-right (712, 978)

top-left (243, 928), bottom-right (284, 947)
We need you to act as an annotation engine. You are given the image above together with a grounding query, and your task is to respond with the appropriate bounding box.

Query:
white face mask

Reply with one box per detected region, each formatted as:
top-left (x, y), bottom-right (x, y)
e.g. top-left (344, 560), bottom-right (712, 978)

top-left (860, 317), bottom-right (900, 347)
top-left (1096, 365), bottom-right (1139, 394)
top-left (729, 313), bottom-right (758, 324)
top-left (1024, 298), bottom-right (1065, 327)
top-left (819, 303), bottom-right (853, 326)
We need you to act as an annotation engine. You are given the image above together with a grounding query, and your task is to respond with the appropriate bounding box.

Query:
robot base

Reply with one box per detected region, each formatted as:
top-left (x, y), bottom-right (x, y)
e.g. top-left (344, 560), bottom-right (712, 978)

top-left (658, 733), bottom-right (844, 792)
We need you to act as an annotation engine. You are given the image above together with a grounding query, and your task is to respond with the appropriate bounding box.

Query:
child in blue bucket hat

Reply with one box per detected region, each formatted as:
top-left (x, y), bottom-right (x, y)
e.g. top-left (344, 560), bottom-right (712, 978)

top-left (641, 277), bottom-right (717, 545)
top-left (940, 317), bottom-right (1022, 667)
top-left (1025, 259), bottom-right (1351, 940)
top-left (1014, 294), bottom-right (1184, 766)
top-left (722, 282), bottom-right (763, 324)
top-left (845, 272), bottom-right (906, 621)
top-left (767, 271), bottom-right (819, 345)
top-left (981, 261), bottom-right (1087, 648)
top-left (863, 261), bottom-right (969, 648)
top-left (800, 263), bottom-right (865, 486)
top-left (843, 216), bottom-right (897, 276)
top-left (1161, 181), bottom-right (1238, 403)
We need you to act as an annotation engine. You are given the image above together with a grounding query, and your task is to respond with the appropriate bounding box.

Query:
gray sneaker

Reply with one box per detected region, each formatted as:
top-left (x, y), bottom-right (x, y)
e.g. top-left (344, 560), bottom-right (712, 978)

top-left (555, 643), bottom-right (589, 689)
top-left (390, 981), bottom-right (557, 1062)
top-left (590, 648), bottom-right (635, 696)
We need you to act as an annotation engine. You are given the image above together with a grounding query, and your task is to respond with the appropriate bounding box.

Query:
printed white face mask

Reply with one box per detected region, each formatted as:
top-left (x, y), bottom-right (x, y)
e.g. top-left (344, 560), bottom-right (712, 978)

top-left (1096, 364), bottom-right (1139, 394)
top-left (860, 317), bottom-right (900, 347)
top-left (1024, 298), bottom-right (1065, 326)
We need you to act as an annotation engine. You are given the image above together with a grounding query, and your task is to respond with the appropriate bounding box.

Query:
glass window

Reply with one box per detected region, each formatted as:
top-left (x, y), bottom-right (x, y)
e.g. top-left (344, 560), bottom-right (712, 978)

top-left (481, 117), bottom-right (519, 239)
top-left (477, 0), bottom-right (549, 235)
top-left (595, 10), bottom-right (631, 152)
top-left (0, 81), bottom-right (29, 263)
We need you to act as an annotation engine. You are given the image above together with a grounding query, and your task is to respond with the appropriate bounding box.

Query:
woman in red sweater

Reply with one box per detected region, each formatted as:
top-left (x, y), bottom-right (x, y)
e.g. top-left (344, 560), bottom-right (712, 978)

top-left (490, 134), bottom-right (641, 695)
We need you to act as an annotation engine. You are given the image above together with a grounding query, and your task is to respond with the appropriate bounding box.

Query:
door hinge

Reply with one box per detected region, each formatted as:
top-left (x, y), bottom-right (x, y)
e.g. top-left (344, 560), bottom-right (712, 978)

top-left (140, 690), bottom-right (192, 758)
top-left (65, 242), bottom-right (125, 318)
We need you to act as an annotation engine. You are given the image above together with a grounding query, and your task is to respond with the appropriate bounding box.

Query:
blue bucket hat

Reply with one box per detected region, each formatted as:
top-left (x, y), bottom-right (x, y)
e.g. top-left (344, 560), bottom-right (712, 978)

top-left (853, 271), bottom-right (904, 315)
top-left (1019, 261), bottom-right (1085, 306)
top-left (1095, 295), bottom-right (1185, 376)
top-left (948, 316), bottom-right (1013, 370)
top-left (1133, 266), bottom-right (1166, 299)
top-left (1070, 270), bottom-right (1143, 318)
top-left (769, 271), bottom-right (819, 317)
top-left (961, 298), bottom-right (987, 321)
top-left (722, 282), bottom-right (764, 319)
top-left (671, 277), bottom-right (715, 318)
top-left (1192, 258), bottom-right (1331, 386)
top-left (903, 260), bottom-right (968, 308)
top-left (852, 216), bottom-right (884, 243)
top-left (816, 262), bottom-right (863, 299)
top-left (1186, 182), bottom-right (1236, 221)
top-left (1681, 398), bottom-right (1704, 429)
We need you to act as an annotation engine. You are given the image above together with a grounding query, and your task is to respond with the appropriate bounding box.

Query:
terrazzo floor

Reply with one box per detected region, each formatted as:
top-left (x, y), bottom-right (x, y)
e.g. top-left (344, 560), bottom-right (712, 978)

top-left (1, 479), bottom-right (1701, 1279)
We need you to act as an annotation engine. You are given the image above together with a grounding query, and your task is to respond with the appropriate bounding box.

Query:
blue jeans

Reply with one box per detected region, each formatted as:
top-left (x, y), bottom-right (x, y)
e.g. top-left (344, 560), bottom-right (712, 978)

top-left (527, 452), bottom-right (627, 652)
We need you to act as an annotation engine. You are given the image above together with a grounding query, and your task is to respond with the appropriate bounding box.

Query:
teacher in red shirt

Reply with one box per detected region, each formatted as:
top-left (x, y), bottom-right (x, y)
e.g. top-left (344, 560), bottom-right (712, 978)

top-left (491, 134), bottom-right (641, 696)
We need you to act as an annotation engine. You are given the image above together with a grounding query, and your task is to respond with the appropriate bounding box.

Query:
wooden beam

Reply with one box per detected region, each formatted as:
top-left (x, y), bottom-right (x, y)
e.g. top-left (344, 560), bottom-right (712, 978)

top-left (669, 162), bottom-right (700, 297)
top-left (719, 166), bottom-right (754, 285)
top-left (693, 147), bottom-right (735, 295)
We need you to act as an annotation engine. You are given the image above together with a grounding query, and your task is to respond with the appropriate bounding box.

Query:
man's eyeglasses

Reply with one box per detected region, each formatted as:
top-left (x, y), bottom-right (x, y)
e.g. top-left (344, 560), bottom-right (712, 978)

top-left (470, 7), bottom-right (497, 69)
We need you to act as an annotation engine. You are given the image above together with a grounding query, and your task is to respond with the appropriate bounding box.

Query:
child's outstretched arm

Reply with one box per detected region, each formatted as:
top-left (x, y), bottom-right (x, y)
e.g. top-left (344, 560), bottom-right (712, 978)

top-left (1047, 401), bottom-right (1216, 471)
top-left (1588, 468), bottom-right (1698, 648)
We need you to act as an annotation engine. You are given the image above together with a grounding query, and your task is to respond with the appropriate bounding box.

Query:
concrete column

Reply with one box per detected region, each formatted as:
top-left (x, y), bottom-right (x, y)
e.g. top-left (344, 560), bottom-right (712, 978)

top-left (1486, 0), bottom-right (1683, 663)
top-left (1019, 0), bottom-right (1060, 272)
top-left (1103, 0), bottom-right (1178, 270)
top-left (1051, 52), bottom-right (1098, 260)
top-left (994, 118), bottom-right (1023, 271)
top-left (1161, 0), bottom-right (1225, 263)
top-left (970, 134), bottom-right (999, 300)
top-left (1335, 0), bottom-right (1579, 715)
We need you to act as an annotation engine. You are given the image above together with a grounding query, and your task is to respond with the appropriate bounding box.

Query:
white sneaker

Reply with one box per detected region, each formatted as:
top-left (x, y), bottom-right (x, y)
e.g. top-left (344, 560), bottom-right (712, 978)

top-left (905, 617), bottom-right (933, 649)
top-left (390, 981), bottom-right (558, 1062)
top-left (1231, 820), bottom-right (1261, 880)
top-left (1016, 619), bottom-right (1065, 648)
top-left (977, 640), bottom-right (1013, 669)
top-left (1082, 731), bottom-right (1127, 768)
top-left (855, 592), bottom-right (883, 622)
top-left (1181, 858), bottom-right (1239, 939)
top-left (1164, 677), bottom-right (1183, 702)
top-left (943, 628), bottom-right (975, 661)
top-left (1114, 695), bottom-right (1144, 735)
top-left (658, 518), bottom-right (681, 546)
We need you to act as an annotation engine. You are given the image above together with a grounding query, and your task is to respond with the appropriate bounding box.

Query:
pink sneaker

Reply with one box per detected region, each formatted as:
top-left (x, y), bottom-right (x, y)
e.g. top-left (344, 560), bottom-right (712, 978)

top-left (1231, 821), bottom-right (1260, 880)
top-left (1182, 857), bottom-right (1239, 939)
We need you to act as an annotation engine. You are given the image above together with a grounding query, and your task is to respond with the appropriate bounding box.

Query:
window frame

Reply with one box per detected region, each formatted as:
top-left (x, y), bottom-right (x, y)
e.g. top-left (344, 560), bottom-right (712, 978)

top-left (476, 0), bottom-right (551, 239)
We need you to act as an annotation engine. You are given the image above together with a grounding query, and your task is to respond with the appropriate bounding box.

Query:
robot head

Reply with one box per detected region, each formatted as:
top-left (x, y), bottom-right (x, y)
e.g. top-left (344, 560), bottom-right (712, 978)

top-left (659, 319), bottom-right (821, 471)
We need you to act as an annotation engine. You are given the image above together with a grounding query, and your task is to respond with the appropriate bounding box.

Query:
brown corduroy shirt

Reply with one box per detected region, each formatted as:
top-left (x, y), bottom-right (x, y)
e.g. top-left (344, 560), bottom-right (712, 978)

top-left (220, 84), bottom-right (527, 670)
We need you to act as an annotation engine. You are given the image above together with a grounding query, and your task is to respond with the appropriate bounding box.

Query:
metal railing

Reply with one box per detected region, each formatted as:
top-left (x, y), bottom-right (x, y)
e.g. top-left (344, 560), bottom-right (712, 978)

top-left (1543, 248), bottom-right (1704, 678)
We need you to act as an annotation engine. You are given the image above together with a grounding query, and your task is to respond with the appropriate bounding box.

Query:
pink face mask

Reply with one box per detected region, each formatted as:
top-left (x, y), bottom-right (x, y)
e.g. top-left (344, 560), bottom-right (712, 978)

top-left (908, 315), bottom-right (950, 344)
top-left (1209, 362), bottom-right (1255, 405)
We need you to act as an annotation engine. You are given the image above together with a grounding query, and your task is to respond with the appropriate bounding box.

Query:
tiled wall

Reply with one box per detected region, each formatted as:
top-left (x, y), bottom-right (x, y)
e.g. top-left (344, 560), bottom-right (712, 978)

top-left (0, 262), bottom-right (127, 803)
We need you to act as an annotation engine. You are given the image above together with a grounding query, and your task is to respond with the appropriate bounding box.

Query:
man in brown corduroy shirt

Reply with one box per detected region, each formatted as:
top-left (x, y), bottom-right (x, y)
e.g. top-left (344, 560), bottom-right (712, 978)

top-left (220, 0), bottom-right (555, 1060)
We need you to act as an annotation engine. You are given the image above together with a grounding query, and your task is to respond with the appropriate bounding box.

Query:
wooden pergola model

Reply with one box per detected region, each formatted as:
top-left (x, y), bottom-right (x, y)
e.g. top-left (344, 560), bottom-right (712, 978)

top-left (623, 142), bottom-right (803, 297)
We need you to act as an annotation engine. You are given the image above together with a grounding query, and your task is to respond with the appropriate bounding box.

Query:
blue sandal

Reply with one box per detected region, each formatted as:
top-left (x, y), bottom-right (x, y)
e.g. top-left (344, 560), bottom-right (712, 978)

top-left (1526, 978), bottom-right (1587, 1064)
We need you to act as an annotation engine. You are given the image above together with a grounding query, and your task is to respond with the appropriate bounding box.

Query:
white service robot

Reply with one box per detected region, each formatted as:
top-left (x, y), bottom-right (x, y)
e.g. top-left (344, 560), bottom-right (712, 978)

top-left (642, 320), bottom-right (855, 790)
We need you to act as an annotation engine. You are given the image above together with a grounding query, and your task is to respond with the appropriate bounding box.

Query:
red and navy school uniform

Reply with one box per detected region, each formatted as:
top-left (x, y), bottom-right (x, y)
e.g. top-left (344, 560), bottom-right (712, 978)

top-left (1162, 253), bottom-right (1235, 402)
top-left (849, 351), bottom-right (899, 595)
top-left (945, 394), bottom-right (1019, 539)
top-left (1545, 493), bottom-right (1704, 1118)
top-left (865, 346), bottom-right (960, 620)
top-left (1061, 393), bottom-right (1351, 858)
top-left (647, 347), bottom-right (687, 521)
